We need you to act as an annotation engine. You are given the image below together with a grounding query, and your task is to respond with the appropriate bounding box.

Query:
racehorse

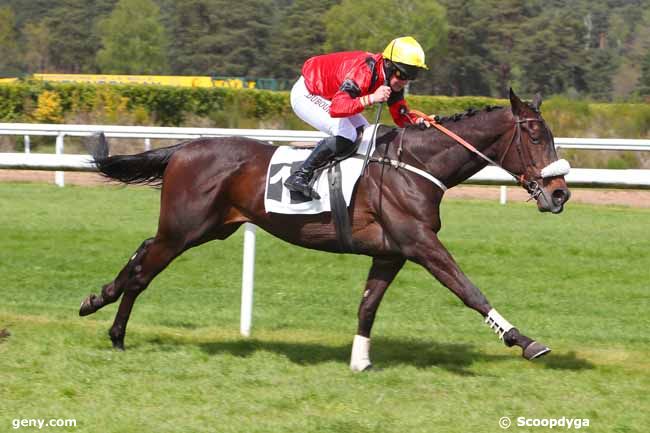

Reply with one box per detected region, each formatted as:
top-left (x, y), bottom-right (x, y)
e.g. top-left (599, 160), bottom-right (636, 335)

top-left (79, 89), bottom-right (571, 371)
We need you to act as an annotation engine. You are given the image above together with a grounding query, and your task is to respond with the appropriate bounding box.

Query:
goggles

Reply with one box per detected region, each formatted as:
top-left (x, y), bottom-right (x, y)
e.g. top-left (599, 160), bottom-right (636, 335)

top-left (394, 62), bottom-right (420, 81)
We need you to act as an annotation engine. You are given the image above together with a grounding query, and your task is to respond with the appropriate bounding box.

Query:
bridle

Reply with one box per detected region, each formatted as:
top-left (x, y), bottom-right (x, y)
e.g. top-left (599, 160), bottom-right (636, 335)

top-left (408, 110), bottom-right (550, 201)
top-left (498, 116), bottom-right (549, 200)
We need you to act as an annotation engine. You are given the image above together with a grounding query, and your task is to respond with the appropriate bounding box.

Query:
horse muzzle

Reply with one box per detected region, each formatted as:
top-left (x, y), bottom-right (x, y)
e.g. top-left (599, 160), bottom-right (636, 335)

top-left (528, 159), bottom-right (571, 214)
top-left (536, 177), bottom-right (571, 214)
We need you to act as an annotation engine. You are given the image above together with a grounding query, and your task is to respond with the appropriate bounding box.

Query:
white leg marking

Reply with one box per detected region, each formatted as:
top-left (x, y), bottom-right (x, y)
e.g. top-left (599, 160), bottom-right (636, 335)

top-left (350, 335), bottom-right (372, 372)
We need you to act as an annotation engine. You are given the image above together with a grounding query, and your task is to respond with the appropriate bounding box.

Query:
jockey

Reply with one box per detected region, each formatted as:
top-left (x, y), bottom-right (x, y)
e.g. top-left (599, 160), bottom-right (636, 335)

top-left (284, 36), bottom-right (431, 200)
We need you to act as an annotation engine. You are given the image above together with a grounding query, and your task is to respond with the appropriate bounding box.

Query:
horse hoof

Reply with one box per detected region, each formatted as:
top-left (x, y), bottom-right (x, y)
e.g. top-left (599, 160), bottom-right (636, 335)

top-left (79, 295), bottom-right (98, 316)
top-left (111, 339), bottom-right (125, 351)
top-left (523, 341), bottom-right (551, 360)
top-left (350, 362), bottom-right (373, 372)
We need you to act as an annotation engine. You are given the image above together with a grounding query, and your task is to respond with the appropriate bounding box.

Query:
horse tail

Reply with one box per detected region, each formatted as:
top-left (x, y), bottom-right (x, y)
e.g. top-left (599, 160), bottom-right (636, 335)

top-left (87, 132), bottom-right (186, 186)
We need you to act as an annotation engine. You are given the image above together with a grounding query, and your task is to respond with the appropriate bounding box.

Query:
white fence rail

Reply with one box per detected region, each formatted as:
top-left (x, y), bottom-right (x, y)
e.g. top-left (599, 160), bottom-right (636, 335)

top-left (2, 123), bottom-right (649, 337)
top-left (2, 121), bottom-right (650, 149)
top-left (1, 122), bottom-right (649, 189)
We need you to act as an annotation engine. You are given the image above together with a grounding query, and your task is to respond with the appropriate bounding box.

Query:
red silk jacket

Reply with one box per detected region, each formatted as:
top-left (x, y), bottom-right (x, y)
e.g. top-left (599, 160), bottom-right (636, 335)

top-left (301, 51), bottom-right (418, 127)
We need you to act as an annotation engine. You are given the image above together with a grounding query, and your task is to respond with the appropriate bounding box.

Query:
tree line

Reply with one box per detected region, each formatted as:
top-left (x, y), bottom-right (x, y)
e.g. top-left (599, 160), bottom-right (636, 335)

top-left (1, 0), bottom-right (649, 100)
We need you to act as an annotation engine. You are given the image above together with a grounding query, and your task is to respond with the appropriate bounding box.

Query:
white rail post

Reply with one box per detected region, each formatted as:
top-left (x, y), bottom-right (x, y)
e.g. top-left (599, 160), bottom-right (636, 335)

top-left (55, 133), bottom-right (65, 187)
top-left (24, 135), bottom-right (30, 153)
top-left (144, 138), bottom-right (151, 151)
top-left (500, 185), bottom-right (508, 205)
top-left (240, 223), bottom-right (256, 337)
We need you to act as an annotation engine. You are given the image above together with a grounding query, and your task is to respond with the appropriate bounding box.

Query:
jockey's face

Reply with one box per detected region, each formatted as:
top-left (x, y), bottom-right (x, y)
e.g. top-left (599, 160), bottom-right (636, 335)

top-left (389, 73), bottom-right (408, 92)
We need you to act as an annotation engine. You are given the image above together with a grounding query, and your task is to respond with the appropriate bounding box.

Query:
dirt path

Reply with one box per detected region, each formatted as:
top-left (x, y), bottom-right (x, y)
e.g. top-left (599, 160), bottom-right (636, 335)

top-left (1, 170), bottom-right (649, 208)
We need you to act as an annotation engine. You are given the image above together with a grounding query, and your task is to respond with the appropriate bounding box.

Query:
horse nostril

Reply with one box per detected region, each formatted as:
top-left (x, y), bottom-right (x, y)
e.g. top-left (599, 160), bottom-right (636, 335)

top-left (552, 188), bottom-right (570, 205)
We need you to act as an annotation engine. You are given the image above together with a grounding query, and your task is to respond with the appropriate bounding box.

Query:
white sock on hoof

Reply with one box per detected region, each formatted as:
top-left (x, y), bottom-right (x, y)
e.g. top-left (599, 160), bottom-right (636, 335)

top-left (485, 308), bottom-right (514, 340)
top-left (350, 335), bottom-right (372, 372)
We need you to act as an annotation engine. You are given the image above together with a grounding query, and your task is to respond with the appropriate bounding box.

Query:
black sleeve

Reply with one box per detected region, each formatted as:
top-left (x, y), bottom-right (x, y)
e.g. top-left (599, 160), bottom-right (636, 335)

top-left (339, 79), bottom-right (361, 98)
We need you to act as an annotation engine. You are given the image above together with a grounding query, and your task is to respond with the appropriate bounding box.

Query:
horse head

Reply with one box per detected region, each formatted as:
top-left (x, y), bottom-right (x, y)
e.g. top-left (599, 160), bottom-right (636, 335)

top-left (501, 89), bottom-right (571, 213)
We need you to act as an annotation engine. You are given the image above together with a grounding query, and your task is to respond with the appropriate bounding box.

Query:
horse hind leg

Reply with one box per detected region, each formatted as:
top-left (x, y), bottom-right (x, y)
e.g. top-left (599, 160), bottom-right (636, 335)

top-left (350, 256), bottom-right (405, 372)
top-left (106, 221), bottom-right (243, 350)
top-left (79, 238), bottom-right (154, 317)
top-left (106, 236), bottom-right (184, 350)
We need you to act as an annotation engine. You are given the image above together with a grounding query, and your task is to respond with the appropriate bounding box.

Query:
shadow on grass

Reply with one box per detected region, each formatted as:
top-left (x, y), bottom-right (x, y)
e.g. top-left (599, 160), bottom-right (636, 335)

top-left (145, 334), bottom-right (591, 375)
top-left (537, 351), bottom-right (595, 370)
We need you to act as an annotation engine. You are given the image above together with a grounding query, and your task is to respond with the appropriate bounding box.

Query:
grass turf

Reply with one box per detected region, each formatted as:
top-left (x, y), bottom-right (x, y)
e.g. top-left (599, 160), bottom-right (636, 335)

top-left (1, 183), bottom-right (648, 432)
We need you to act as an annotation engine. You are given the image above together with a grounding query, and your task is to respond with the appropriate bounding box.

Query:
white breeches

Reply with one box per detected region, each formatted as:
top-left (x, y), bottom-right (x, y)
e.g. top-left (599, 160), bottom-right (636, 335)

top-left (290, 76), bottom-right (369, 143)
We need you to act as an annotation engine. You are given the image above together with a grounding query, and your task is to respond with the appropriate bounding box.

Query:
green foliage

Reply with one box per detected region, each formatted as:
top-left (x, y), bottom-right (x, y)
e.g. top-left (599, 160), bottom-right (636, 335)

top-left (22, 18), bottom-right (52, 73)
top-left (0, 82), bottom-right (33, 121)
top-left (517, 11), bottom-right (588, 97)
top-left (169, 0), bottom-right (275, 76)
top-left (3, 0), bottom-right (650, 100)
top-left (3, 81), bottom-right (650, 141)
top-left (323, 0), bottom-right (447, 95)
top-left (1, 184), bottom-right (649, 433)
top-left (0, 6), bottom-right (21, 76)
top-left (0, 81), bottom-right (293, 127)
top-left (435, 0), bottom-right (492, 96)
top-left (43, 0), bottom-right (108, 73)
top-left (96, 0), bottom-right (169, 74)
top-left (584, 49), bottom-right (619, 101)
top-left (404, 94), bottom-right (505, 119)
top-left (640, 50), bottom-right (650, 97)
top-left (267, 0), bottom-right (337, 80)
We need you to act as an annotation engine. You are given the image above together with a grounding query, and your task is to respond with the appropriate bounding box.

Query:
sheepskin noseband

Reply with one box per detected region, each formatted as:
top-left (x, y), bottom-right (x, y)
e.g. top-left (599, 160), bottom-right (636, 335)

top-left (541, 159), bottom-right (570, 178)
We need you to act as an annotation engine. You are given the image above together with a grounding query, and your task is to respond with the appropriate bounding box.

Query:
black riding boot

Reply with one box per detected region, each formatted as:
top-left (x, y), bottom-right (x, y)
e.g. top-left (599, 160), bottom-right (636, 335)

top-left (284, 137), bottom-right (337, 200)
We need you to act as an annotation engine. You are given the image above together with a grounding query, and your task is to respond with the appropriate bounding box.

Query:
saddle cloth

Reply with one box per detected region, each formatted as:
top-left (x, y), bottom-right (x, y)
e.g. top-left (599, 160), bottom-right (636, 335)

top-left (264, 125), bottom-right (379, 214)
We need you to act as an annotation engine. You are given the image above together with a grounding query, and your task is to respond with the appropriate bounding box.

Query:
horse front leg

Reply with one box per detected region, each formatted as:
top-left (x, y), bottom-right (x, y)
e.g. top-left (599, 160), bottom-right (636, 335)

top-left (404, 230), bottom-right (550, 361)
top-left (350, 256), bottom-right (405, 372)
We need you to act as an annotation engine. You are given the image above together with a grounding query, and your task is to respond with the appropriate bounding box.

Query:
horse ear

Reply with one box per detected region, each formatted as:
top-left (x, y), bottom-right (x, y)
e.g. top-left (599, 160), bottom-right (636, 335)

top-left (509, 88), bottom-right (524, 116)
top-left (532, 93), bottom-right (543, 111)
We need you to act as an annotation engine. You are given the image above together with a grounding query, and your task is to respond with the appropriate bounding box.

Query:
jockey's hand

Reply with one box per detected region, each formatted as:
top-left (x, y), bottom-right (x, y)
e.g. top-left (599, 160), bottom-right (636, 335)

top-left (372, 85), bottom-right (392, 104)
top-left (415, 116), bottom-right (432, 129)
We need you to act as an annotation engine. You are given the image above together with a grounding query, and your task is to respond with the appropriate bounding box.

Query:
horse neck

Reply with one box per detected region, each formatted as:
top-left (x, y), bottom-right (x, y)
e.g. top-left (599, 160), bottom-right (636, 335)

top-left (408, 109), bottom-right (515, 189)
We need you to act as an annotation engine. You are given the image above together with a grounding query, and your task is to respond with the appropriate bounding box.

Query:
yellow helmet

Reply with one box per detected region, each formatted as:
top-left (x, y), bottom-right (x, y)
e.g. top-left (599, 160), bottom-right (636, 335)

top-left (382, 36), bottom-right (428, 69)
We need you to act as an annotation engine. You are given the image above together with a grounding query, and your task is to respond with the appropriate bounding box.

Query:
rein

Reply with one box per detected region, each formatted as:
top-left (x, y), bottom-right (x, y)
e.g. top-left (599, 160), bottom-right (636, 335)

top-left (408, 110), bottom-right (547, 200)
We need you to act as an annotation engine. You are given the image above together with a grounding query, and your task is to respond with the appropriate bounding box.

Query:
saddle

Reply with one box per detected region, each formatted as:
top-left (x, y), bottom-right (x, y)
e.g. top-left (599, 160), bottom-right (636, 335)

top-left (264, 125), bottom-right (386, 253)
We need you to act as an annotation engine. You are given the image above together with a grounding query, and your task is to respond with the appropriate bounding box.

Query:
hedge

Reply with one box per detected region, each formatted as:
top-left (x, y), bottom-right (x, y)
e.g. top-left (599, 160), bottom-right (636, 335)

top-left (1, 80), bottom-right (649, 139)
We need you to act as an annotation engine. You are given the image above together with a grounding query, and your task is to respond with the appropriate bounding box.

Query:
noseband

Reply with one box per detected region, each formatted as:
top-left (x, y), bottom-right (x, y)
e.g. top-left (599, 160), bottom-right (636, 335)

top-left (499, 117), bottom-right (547, 200)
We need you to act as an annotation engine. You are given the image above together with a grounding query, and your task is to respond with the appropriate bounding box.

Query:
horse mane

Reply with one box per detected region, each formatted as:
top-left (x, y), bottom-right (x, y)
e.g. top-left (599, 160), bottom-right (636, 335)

top-left (436, 105), bottom-right (504, 124)
top-left (395, 105), bottom-right (510, 156)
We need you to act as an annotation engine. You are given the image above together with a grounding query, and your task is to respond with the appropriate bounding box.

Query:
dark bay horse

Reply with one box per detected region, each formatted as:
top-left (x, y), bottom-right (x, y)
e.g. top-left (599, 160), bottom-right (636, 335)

top-left (79, 89), bottom-right (571, 371)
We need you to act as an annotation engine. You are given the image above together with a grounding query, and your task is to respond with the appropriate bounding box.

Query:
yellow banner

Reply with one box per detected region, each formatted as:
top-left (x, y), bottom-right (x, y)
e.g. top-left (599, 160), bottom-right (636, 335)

top-left (33, 74), bottom-right (256, 89)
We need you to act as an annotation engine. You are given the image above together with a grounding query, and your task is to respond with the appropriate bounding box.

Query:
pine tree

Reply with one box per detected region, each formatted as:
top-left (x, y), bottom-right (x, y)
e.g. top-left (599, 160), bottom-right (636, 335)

top-left (0, 6), bottom-right (21, 76)
top-left (96, 0), bottom-right (169, 74)
top-left (322, 0), bottom-right (448, 95)
top-left (639, 50), bottom-right (650, 97)
top-left (22, 19), bottom-right (52, 73)
top-left (267, 0), bottom-right (337, 80)
top-left (169, 0), bottom-right (274, 77)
